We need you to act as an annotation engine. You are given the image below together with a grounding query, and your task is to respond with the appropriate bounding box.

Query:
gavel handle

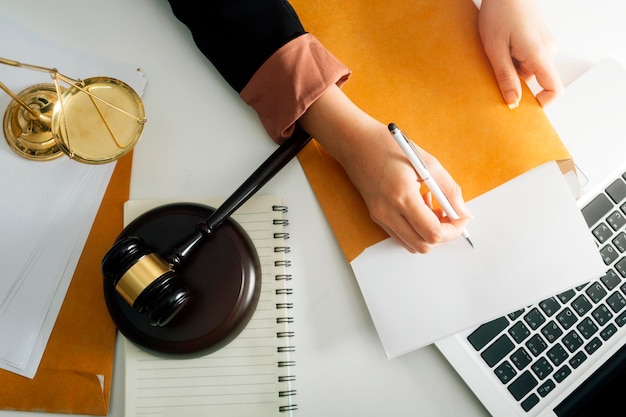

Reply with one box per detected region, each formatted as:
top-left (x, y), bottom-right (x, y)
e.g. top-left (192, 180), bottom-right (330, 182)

top-left (203, 128), bottom-right (312, 232)
top-left (167, 128), bottom-right (313, 265)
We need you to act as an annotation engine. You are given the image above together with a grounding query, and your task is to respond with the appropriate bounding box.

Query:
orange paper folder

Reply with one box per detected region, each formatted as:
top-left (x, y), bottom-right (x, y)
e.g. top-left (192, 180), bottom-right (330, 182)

top-left (292, 0), bottom-right (572, 262)
top-left (0, 155), bottom-right (131, 415)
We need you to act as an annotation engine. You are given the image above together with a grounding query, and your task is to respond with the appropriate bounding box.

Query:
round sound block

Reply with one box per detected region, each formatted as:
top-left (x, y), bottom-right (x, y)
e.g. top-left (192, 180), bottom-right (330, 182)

top-left (103, 202), bottom-right (261, 356)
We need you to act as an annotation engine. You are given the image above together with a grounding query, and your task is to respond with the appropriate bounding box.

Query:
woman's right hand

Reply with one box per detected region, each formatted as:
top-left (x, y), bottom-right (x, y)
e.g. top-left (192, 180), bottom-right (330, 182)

top-left (298, 85), bottom-right (471, 253)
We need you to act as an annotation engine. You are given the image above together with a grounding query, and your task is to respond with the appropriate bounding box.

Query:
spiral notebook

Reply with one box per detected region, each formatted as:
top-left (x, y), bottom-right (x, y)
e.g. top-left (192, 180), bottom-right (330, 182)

top-left (122, 194), bottom-right (297, 417)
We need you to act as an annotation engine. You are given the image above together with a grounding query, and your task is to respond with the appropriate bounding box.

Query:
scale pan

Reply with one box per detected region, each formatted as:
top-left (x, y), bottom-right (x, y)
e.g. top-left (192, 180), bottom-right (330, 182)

top-left (52, 76), bottom-right (145, 164)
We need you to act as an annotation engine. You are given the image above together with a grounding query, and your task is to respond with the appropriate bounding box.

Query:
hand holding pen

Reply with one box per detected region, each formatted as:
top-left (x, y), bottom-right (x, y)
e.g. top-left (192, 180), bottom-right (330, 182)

top-left (388, 123), bottom-right (474, 249)
top-left (296, 83), bottom-right (471, 253)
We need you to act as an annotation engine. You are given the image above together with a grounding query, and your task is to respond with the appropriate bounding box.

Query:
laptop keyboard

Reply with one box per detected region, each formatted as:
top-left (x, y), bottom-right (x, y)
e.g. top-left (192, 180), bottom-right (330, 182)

top-left (466, 172), bottom-right (626, 413)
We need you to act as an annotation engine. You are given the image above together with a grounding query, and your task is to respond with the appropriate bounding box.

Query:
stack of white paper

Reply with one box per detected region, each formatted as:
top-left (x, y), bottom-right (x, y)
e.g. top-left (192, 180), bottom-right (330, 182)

top-left (0, 14), bottom-right (146, 378)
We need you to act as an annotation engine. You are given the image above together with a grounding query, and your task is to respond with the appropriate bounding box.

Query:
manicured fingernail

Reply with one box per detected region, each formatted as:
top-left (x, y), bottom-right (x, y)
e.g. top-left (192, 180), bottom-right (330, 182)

top-left (505, 91), bottom-right (520, 109)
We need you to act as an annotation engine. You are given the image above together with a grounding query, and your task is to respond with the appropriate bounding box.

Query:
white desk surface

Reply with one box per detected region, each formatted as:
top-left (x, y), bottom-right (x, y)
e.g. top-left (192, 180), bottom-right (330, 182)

top-left (2, 1), bottom-right (625, 416)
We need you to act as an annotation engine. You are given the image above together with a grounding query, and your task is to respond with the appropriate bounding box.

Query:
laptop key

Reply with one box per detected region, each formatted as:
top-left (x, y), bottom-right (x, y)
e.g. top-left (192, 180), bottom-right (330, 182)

top-left (600, 244), bottom-right (619, 265)
top-left (584, 337), bottom-right (602, 355)
top-left (569, 351), bottom-right (587, 369)
top-left (606, 178), bottom-right (626, 204)
top-left (494, 361), bottom-right (517, 384)
top-left (539, 297), bottom-right (560, 317)
top-left (601, 269), bottom-right (621, 291)
top-left (556, 307), bottom-right (577, 330)
top-left (557, 289), bottom-right (576, 304)
top-left (553, 365), bottom-right (571, 384)
top-left (593, 223), bottom-right (614, 244)
top-left (586, 282), bottom-right (608, 303)
top-left (541, 320), bottom-right (563, 343)
top-left (547, 343), bottom-right (569, 367)
top-left (526, 334), bottom-right (548, 357)
top-left (531, 357), bottom-right (553, 380)
top-left (608, 213), bottom-right (626, 231)
top-left (616, 310), bottom-right (626, 327)
top-left (521, 393), bottom-right (540, 412)
top-left (510, 347), bottom-right (532, 370)
top-left (607, 291), bottom-right (626, 313)
top-left (615, 257), bottom-right (626, 277)
top-left (508, 370), bottom-right (538, 401)
top-left (562, 330), bottom-right (584, 353)
top-left (508, 321), bottom-right (531, 343)
top-left (591, 304), bottom-right (613, 326)
top-left (481, 334), bottom-right (515, 367)
top-left (582, 193), bottom-right (614, 227)
top-left (600, 323), bottom-right (617, 341)
top-left (613, 232), bottom-right (626, 252)
top-left (537, 379), bottom-right (556, 397)
top-left (467, 316), bottom-right (509, 351)
top-left (577, 317), bottom-right (599, 339)
top-left (572, 294), bottom-right (593, 316)
top-left (508, 308), bottom-right (525, 321)
top-left (524, 307), bottom-right (547, 330)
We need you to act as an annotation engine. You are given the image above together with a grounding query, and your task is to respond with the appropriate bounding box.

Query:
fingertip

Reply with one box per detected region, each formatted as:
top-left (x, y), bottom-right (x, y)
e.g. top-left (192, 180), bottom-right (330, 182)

top-left (535, 87), bottom-right (562, 107)
top-left (504, 90), bottom-right (521, 109)
top-left (533, 67), bottom-right (564, 107)
top-left (421, 191), bottom-right (433, 209)
top-left (489, 57), bottom-right (522, 109)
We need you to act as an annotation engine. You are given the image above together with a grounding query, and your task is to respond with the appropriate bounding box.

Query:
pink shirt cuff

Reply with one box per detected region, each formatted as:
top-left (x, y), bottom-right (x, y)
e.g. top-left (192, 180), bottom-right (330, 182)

top-left (240, 33), bottom-right (351, 143)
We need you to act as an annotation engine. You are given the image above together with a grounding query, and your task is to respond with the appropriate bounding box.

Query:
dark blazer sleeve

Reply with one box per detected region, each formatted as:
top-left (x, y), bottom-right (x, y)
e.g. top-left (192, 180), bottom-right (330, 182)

top-left (167, 0), bottom-right (307, 92)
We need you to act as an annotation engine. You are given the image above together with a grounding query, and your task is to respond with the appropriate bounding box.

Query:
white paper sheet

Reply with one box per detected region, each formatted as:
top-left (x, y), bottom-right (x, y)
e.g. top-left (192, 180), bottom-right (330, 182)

top-left (0, 157), bottom-right (88, 309)
top-left (351, 161), bottom-right (606, 358)
top-left (0, 163), bottom-right (113, 377)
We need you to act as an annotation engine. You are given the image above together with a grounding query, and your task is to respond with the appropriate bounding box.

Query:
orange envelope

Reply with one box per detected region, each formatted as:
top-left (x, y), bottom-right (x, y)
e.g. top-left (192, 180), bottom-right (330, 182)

top-left (0, 154), bottom-right (131, 415)
top-left (292, 0), bottom-right (572, 262)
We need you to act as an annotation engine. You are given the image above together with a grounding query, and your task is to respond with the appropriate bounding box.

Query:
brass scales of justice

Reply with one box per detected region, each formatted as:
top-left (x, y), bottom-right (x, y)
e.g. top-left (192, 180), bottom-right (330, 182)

top-left (0, 56), bottom-right (145, 164)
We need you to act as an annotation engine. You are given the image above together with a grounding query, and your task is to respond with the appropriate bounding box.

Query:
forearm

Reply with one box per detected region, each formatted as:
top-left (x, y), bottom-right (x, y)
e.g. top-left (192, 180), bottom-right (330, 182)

top-left (297, 84), bottom-right (394, 173)
top-left (167, 0), bottom-right (350, 142)
top-left (167, 0), bottom-right (306, 92)
top-left (241, 35), bottom-right (350, 142)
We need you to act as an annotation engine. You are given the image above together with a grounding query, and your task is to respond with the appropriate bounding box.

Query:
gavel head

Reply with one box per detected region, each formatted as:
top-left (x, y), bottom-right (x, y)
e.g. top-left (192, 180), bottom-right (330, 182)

top-left (101, 235), bottom-right (191, 327)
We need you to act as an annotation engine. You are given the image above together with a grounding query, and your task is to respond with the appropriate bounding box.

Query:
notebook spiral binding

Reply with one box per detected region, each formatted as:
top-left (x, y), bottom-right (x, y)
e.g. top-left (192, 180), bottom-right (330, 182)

top-left (273, 205), bottom-right (297, 413)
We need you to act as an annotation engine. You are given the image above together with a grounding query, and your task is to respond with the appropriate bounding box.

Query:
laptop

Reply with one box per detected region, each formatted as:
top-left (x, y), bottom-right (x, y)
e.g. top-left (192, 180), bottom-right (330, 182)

top-left (436, 57), bottom-right (626, 416)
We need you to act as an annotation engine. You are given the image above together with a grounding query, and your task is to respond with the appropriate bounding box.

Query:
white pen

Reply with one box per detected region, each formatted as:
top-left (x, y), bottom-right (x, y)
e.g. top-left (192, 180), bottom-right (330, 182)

top-left (388, 123), bottom-right (475, 248)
